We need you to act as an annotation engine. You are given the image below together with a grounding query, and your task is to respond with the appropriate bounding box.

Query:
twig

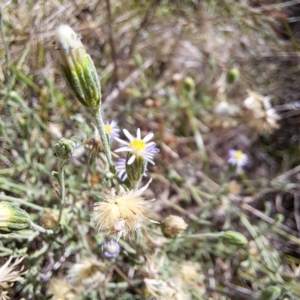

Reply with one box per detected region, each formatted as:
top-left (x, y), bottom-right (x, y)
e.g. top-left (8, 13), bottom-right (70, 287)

top-left (128, 0), bottom-right (161, 56)
top-left (0, 6), bottom-right (10, 82)
top-left (241, 202), bottom-right (298, 236)
top-left (114, 265), bottom-right (142, 295)
top-left (241, 203), bottom-right (300, 246)
top-left (57, 160), bottom-right (66, 227)
top-left (271, 164), bottom-right (300, 183)
top-left (105, 0), bottom-right (119, 82)
top-left (294, 194), bottom-right (300, 237)
top-left (102, 59), bottom-right (153, 109)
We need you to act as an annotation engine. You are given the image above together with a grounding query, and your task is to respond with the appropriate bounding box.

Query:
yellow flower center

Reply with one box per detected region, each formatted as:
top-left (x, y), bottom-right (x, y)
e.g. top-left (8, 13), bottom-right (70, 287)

top-left (104, 124), bottom-right (112, 134)
top-left (234, 151), bottom-right (243, 161)
top-left (129, 139), bottom-right (146, 153)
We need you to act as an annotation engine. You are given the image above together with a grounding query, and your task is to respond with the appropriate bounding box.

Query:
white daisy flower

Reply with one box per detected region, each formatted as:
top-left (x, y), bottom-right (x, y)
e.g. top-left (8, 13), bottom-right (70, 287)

top-left (228, 150), bottom-right (248, 168)
top-left (115, 128), bottom-right (159, 165)
top-left (115, 158), bottom-right (148, 182)
top-left (104, 120), bottom-right (120, 141)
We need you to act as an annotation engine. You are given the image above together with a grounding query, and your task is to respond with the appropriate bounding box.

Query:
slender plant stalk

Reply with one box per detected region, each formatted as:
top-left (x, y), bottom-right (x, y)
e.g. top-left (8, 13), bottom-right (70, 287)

top-left (92, 108), bottom-right (116, 174)
top-left (30, 221), bottom-right (53, 235)
top-left (57, 160), bottom-right (66, 227)
top-left (0, 7), bottom-right (10, 82)
top-left (182, 232), bottom-right (225, 239)
top-left (0, 194), bottom-right (44, 211)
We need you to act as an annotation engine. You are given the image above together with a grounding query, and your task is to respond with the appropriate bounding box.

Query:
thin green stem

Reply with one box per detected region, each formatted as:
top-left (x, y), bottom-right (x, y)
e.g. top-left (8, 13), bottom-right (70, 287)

top-left (0, 7), bottom-right (10, 82)
top-left (92, 108), bottom-right (116, 174)
top-left (30, 221), bottom-right (53, 235)
top-left (180, 232), bottom-right (225, 239)
top-left (183, 91), bottom-right (208, 167)
top-left (0, 194), bottom-right (44, 211)
top-left (57, 160), bottom-right (66, 227)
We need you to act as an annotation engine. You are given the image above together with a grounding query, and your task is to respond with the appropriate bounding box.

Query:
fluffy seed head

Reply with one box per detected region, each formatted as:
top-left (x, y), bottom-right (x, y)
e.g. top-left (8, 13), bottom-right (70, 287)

top-left (40, 210), bottom-right (59, 229)
top-left (47, 277), bottom-right (76, 300)
top-left (67, 257), bottom-right (106, 288)
top-left (161, 215), bottom-right (188, 238)
top-left (243, 91), bottom-right (280, 134)
top-left (0, 256), bottom-right (26, 300)
top-left (91, 180), bottom-right (154, 239)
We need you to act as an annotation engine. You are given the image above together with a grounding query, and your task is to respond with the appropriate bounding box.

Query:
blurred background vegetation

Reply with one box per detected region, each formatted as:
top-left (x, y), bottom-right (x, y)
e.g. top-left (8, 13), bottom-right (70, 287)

top-left (1, 0), bottom-right (300, 299)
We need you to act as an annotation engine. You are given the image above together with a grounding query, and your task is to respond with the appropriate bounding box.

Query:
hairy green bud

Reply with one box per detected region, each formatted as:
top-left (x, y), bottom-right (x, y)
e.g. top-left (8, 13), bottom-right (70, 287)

top-left (259, 286), bottom-right (281, 300)
top-left (54, 138), bottom-right (76, 160)
top-left (183, 76), bottom-right (195, 93)
top-left (0, 202), bottom-right (31, 233)
top-left (55, 24), bottom-right (101, 110)
top-left (226, 67), bottom-right (239, 84)
top-left (223, 231), bottom-right (248, 246)
top-left (161, 215), bottom-right (188, 238)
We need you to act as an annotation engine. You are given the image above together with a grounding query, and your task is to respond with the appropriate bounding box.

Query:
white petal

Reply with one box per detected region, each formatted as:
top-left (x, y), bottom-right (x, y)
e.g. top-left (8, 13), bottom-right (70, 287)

top-left (137, 128), bottom-right (141, 140)
top-left (127, 155), bottom-right (136, 165)
top-left (123, 129), bottom-right (134, 141)
top-left (135, 178), bottom-right (152, 195)
top-left (115, 137), bottom-right (129, 145)
top-left (146, 158), bottom-right (155, 165)
top-left (228, 158), bottom-right (235, 165)
top-left (118, 169), bottom-right (126, 176)
top-left (115, 147), bottom-right (132, 153)
top-left (143, 132), bottom-right (154, 142)
top-left (228, 149), bottom-right (236, 158)
top-left (146, 141), bottom-right (156, 148)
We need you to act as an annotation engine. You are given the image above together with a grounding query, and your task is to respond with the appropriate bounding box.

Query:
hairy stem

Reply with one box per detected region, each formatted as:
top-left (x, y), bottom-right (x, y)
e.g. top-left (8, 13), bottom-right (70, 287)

top-left (183, 232), bottom-right (225, 239)
top-left (30, 221), bottom-right (53, 235)
top-left (57, 160), bottom-right (66, 227)
top-left (92, 108), bottom-right (116, 174)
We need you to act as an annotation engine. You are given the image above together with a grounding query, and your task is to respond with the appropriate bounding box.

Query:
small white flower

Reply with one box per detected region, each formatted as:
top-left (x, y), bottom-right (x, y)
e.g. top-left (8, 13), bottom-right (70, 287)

top-left (104, 120), bottom-right (120, 141)
top-left (115, 158), bottom-right (148, 182)
top-left (115, 128), bottom-right (159, 165)
top-left (228, 150), bottom-right (248, 168)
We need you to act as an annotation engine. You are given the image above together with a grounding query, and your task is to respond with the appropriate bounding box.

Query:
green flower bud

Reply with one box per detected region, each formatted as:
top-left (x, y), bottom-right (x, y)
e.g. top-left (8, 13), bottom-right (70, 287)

top-left (223, 231), bottom-right (248, 246)
top-left (54, 138), bottom-right (76, 160)
top-left (226, 67), bottom-right (239, 84)
top-left (55, 24), bottom-right (101, 110)
top-left (259, 286), bottom-right (281, 300)
top-left (161, 215), bottom-right (188, 238)
top-left (183, 76), bottom-right (195, 93)
top-left (125, 153), bottom-right (147, 188)
top-left (0, 202), bottom-right (31, 233)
